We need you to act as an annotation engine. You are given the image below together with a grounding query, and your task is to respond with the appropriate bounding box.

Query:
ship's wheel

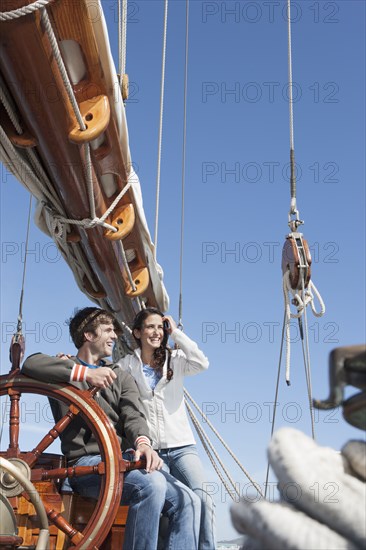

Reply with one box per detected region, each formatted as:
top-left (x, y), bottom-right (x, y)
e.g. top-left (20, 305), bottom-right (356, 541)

top-left (0, 369), bottom-right (129, 549)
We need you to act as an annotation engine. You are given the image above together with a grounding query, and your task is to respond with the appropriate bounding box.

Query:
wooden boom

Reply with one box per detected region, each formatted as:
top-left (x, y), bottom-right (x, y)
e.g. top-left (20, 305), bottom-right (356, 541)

top-left (0, 0), bottom-right (169, 336)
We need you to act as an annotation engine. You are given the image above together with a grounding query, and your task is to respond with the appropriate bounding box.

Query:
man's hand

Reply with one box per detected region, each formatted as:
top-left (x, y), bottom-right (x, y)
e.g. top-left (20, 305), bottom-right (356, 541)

top-left (135, 444), bottom-right (163, 473)
top-left (85, 367), bottom-right (117, 389)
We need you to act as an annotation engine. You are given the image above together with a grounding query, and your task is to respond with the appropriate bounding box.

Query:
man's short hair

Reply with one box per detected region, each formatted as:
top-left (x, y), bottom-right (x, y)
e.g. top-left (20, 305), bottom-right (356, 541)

top-left (68, 307), bottom-right (117, 349)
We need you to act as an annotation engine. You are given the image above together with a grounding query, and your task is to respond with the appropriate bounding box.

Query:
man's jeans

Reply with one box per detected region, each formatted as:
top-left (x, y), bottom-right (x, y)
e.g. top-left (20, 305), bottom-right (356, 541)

top-left (159, 445), bottom-right (216, 550)
top-left (68, 453), bottom-right (200, 550)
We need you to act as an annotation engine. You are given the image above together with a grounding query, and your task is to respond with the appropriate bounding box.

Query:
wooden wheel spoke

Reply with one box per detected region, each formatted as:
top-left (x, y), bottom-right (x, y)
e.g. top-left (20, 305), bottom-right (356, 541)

top-left (31, 463), bottom-right (106, 483)
top-left (45, 505), bottom-right (85, 546)
top-left (21, 487), bottom-right (86, 548)
top-left (23, 406), bottom-right (81, 468)
top-left (7, 388), bottom-right (21, 457)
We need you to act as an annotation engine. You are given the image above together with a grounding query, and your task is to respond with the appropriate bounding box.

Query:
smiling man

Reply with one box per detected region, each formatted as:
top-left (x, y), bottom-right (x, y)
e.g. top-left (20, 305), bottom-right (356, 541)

top-left (22, 307), bottom-right (200, 550)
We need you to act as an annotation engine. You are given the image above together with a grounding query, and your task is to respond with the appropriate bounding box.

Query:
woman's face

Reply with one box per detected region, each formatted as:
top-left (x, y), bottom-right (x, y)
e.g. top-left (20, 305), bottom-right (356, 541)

top-left (134, 314), bottom-right (164, 353)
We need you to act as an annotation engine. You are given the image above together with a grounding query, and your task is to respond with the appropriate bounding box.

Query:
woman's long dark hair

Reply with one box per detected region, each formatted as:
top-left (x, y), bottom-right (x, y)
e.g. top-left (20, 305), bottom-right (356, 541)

top-left (132, 307), bottom-right (173, 381)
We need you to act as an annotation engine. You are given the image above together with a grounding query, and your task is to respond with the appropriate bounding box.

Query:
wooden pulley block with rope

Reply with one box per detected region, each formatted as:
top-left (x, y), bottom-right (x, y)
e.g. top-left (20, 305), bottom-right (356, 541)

top-left (125, 266), bottom-right (149, 298)
top-left (9, 334), bottom-right (25, 371)
top-left (1, 111), bottom-right (37, 149)
top-left (82, 275), bottom-right (107, 299)
top-left (66, 227), bottom-right (81, 243)
top-left (104, 203), bottom-right (135, 241)
top-left (282, 232), bottom-right (312, 290)
top-left (121, 74), bottom-right (129, 101)
top-left (68, 95), bottom-right (111, 144)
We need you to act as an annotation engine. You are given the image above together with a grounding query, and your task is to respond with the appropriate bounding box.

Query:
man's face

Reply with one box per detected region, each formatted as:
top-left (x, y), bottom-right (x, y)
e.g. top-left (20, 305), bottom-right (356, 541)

top-left (85, 323), bottom-right (117, 358)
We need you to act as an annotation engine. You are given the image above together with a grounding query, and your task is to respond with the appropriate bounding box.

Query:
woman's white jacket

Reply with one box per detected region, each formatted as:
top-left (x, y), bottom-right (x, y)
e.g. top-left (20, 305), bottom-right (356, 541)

top-left (117, 329), bottom-right (209, 450)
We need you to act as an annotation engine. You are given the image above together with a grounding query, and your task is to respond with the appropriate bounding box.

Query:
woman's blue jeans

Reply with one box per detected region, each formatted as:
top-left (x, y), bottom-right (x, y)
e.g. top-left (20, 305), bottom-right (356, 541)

top-left (68, 453), bottom-right (201, 550)
top-left (159, 445), bottom-right (216, 550)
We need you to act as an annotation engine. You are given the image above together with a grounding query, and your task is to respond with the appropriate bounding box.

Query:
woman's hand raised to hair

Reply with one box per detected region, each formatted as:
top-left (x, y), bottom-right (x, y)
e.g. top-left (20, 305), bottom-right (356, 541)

top-left (162, 315), bottom-right (176, 334)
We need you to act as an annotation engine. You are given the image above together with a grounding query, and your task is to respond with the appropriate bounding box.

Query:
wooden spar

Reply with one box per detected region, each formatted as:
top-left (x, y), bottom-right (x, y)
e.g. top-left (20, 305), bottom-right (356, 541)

top-left (0, 0), bottom-right (168, 330)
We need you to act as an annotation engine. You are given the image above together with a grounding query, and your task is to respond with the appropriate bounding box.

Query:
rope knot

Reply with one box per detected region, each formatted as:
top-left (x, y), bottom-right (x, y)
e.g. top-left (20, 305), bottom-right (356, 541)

top-left (51, 217), bottom-right (65, 239)
top-left (87, 217), bottom-right (100, 229)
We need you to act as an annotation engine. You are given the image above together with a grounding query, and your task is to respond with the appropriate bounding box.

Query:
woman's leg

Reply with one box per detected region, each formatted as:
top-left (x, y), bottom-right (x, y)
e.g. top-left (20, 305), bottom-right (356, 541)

top-left (160, 469), bottom-right (201, 550)
top-left (161, 446), bottom-right (216, 550)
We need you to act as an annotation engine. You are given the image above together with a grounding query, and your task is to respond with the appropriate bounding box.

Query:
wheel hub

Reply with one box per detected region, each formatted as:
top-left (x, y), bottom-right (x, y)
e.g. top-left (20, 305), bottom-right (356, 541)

top-left (0, 458), bottom-right (31, 497)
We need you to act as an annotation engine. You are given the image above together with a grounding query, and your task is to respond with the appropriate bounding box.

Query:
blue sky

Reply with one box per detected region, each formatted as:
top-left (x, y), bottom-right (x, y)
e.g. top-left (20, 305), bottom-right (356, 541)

top-left (1, 0), bottom-right (365, 541)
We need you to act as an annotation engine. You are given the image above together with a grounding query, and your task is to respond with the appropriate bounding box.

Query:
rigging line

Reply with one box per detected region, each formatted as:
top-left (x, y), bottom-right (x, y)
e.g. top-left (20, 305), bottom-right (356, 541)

top-left (186, 401), bottom-right (241, 499)
top-left (264, 310), bottom-right (287, 499)
top-left (40, 8), bottom-right (99, 223)
top-left (121, 0), bottom-right (128, 77)
top-left (300, 278), bottom-right (316, 440)
top-left (185, 389), bottom-right (264, 497)
top-left (287, 0), bottom-right (297, 215)
top-left (0, 77), bottom-right (63, 208)
top-left (0, 74), bottom-right (23, 134)
top-left (0, 0), bottom-right (51, 20)
top-left (178, 0), bottom-right (189, 327)
top-left (153, 0), bottom-right (169, 258)
top-left (0, 126), bottom-right (62, 210)
top-left (118, 0), bottom-right (128, 81)
top-left (117, 241), bottom-right (137, 293)
top-left (17, 195), bottom-right (33, 334)
top-left (40, 9), bottom-right (85, 131)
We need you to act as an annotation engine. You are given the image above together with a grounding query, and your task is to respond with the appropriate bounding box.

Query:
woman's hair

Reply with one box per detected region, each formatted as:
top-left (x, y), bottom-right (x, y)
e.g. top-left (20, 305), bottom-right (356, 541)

top-left (132, 307), bottom-right (173, 381)
top-left (68, 307), bottom-right (116, 349)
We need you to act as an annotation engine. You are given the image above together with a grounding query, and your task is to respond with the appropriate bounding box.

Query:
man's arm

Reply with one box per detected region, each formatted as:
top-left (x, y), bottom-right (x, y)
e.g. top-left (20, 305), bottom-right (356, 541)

top-left (22, 353), bottom-right (77, 383)
top-left (23, 353), bottom-right (117, 387)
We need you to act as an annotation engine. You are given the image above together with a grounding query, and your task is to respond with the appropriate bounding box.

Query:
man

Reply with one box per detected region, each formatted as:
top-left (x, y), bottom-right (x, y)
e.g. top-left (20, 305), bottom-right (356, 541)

top-left (22, 307), bottom-right (200, 549)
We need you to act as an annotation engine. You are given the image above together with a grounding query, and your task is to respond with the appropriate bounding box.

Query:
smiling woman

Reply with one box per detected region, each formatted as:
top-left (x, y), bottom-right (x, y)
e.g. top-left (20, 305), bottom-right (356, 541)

top-left (117, 307), bottom-right (216, 550)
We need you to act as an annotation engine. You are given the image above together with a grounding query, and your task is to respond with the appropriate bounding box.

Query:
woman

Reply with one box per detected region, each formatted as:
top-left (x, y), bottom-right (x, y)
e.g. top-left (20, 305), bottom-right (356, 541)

top-left (117, 307), bottom-right (216, 550)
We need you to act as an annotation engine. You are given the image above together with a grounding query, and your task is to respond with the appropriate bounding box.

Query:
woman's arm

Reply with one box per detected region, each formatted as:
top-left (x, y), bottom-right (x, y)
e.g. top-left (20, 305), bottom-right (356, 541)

top-left (170, 328), bottom-right (209, 375)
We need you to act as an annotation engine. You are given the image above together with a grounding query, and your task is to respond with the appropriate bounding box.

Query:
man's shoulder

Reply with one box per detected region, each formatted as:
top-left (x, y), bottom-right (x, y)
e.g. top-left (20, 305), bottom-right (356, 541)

top-left (112, 361), bottom-right (140, 388)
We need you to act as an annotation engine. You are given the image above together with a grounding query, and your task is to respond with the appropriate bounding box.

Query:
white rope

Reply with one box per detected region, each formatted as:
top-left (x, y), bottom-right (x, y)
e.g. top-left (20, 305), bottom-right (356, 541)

top-left (46, 213), bottom-right (101, 295)
top-left (0, 125), bottom-right (63, 209)
top-left (283, 271), bottom-right (325, 384)
top-left (118, 0), bottom-right (128, 83)
top-left (0, 76), bottom-right (23, 134)
top-left (0, 78), bottom-right (63, 208)
top-left (51, 178), bottom-right (133, 233)
top-left (117, 241), bottom-right (137, 292)
top-left (40, 8), bottom-right (104, 226)
top-left (185, 390), bottom-right (264, 497)
top-left (26, 149), bottom-right (62, 206)
top-left (153, 0), bottom-right (169, 258)
top-left (186, 400), bottom-right (241, 500)
top-left (40, 9), bottom-right (84, 130)
top-left (0, 0), bottom-right (51, 20)
top-left (16, 194), bottom-right (33, 335)
top-left (264, 311), bottom-right (286, 498)
top-left (178, 0), bottom-right (189, 327)
top-left (38, 8), bottom-right (136, 234)
top-left (118, 1), bottom-right (122, 81)
top-left (287, 0), bottom-right (295, 153)
top-left (287, 0), bottom-right (297, 214)
top-left (300, 277), bottom-right (316, 439)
